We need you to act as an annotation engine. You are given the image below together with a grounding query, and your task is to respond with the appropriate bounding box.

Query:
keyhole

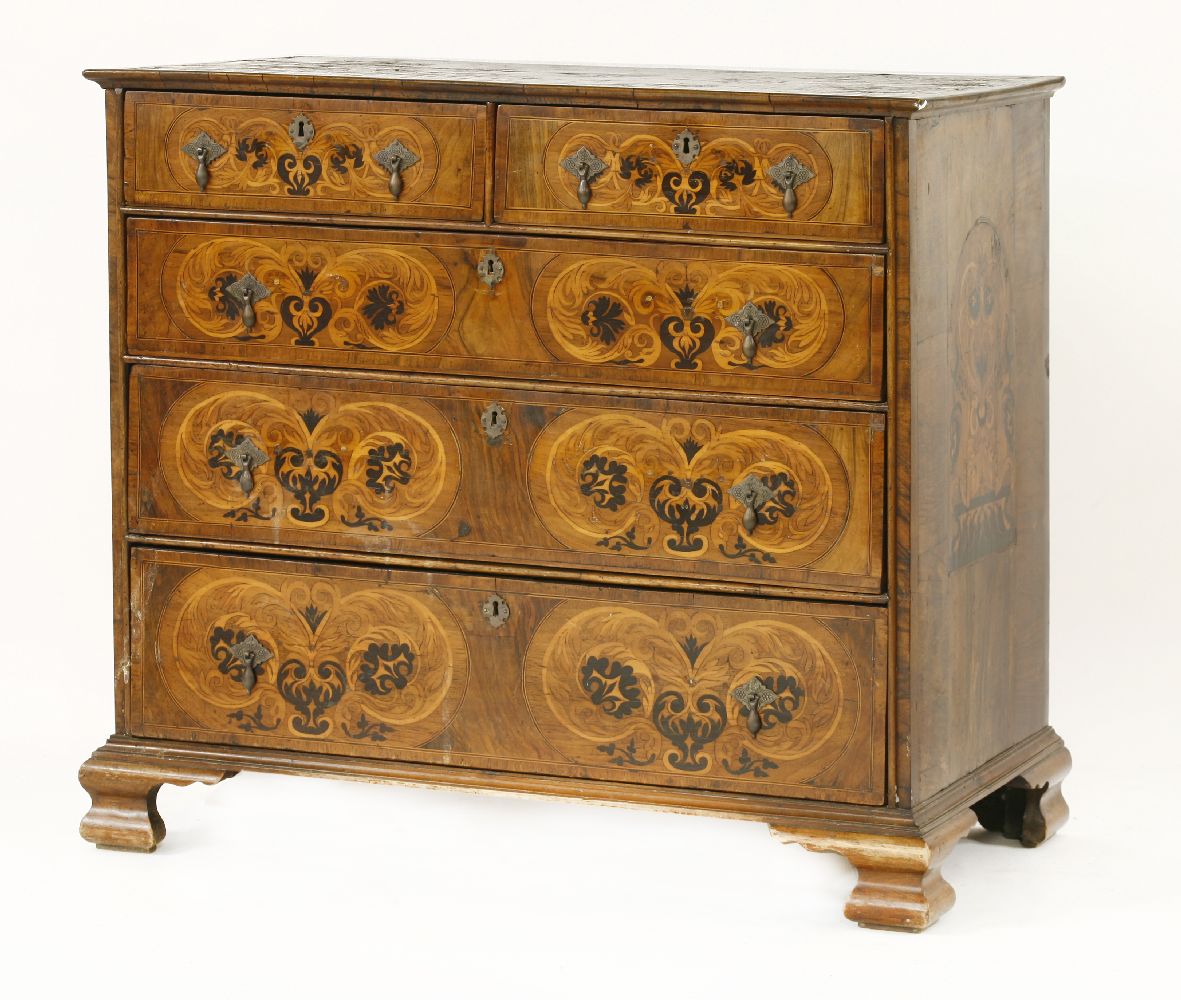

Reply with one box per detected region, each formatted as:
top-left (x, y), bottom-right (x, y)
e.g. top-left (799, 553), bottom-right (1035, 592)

top-left (297, 121), bottom-right (305, 137)
top-left (489, 410), bottom-right (499, 427)
top-left (682, 137), bottom-right (690, 154)
top-left (490, 600), bottom-right (500, 617)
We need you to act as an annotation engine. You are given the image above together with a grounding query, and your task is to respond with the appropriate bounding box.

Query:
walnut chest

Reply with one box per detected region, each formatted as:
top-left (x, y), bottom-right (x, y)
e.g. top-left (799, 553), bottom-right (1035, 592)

top-left (80, 58), bottom-right (1070, 931)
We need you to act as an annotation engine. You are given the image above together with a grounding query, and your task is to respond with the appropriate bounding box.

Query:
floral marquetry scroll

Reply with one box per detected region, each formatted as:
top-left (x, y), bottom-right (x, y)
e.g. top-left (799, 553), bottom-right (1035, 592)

top-left (497, 106), bottom-right (883, 241)
top-left (153, 566), bottom-right (469, 744)
top-left (523, 604), bottom-right (871, 791)
top-left (156, 380), bottom-right (458, 536)
top-left (126, 92), bottom-right (486, 220)
top-left (166, 235), bottom-right (453, 352)
top-left (549, 125), bottom-right (833, 221)
top-left (527, 410), bottom-right (850, 568)
top-left (532, 255), bottom-right (845, 374)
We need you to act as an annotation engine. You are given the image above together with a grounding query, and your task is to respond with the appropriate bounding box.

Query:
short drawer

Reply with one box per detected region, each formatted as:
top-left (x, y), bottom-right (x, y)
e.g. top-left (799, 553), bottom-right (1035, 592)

top-left (124, 92), bottom-right (487, 221)
top-left (495, 105), bottom-right (885, 242)
top-left (128, 365), bottom-right (884, 593)
top-left (127, 218), bottom-right (884, 402)
top-left (130, 547), bottom-right (887, 804)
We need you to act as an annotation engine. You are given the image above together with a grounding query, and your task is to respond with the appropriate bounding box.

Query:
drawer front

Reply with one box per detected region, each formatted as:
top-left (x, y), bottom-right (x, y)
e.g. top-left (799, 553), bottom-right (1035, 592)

top-left (495, 105), bottom-right (885, 242)
top-left (129, 366), bottom-right (884, 593)
top-left (131, 548), bottom-right (886, 804)
top-left (128, 218), bottom-right (884, 402)
top-left (125, 92), bottom-right (487, 221)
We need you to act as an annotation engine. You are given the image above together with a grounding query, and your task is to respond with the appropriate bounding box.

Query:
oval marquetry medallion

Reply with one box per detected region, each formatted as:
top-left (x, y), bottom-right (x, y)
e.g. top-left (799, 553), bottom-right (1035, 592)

top-left (532, 254), bottom-right (844, 373)
top-left (527, 409), bottom-right (850, 566)
top-left (161, 382), bottom-right (459, 535)
top-left (523, 603), bottom-right (863, 784)
top-left (168, 236), bottom-right (453, 353)
top-left (156, 567), bottom-right (470, 744)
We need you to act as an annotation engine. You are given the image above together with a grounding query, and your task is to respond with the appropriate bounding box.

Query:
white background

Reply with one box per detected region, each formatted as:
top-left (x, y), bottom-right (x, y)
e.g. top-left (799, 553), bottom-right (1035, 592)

top-left (2, 1), bottom-right (1179, 995)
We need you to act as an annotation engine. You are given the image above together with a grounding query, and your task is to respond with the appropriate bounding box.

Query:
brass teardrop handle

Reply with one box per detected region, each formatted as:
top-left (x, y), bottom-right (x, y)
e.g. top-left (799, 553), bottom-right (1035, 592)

top-left (229, 634), bottom-right (273, 693)
top-left (729, 474), bottom-right (774, 534)
top-left (724, 301), bottom-right (775, 368)
top-left (226, 273), bottom-right (271, 335)
top-left (768, 154), bottom-right (816, 219)
top-left (731, 677), bottom-right (776, 736)
top-left (195, 149), bottom-right (210, 191)
top-left (560, 146), bottom-right (608, 210)
top-left (374, 139), bottom-right (420, 201)
top-left (181, 131), bottom-right (227, 192)
top-left (224, 436), bottom-right (269, 496)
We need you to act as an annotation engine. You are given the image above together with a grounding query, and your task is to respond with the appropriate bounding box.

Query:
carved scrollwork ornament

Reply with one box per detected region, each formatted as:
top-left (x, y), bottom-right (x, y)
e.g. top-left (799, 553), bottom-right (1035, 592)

top-left (560, 146), bottom-right (608, 209)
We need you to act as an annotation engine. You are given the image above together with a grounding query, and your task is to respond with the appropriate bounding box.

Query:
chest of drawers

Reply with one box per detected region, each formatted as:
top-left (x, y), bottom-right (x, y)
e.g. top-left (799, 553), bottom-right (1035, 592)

top-left (79, 59), bottom-right (1071, 932)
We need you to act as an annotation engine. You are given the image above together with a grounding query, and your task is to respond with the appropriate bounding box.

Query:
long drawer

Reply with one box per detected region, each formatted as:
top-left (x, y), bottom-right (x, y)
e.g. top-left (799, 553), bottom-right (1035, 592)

top-left (128, 365), bottom-right (885, 593)
top-left (130, 547), bottom-right (887, 804)
top-left (495, 104), bottom-right (885, 242)
top-left (127, 218), bottom-right (884, 402)
top-left (124, 91), bottom-right (487, 222)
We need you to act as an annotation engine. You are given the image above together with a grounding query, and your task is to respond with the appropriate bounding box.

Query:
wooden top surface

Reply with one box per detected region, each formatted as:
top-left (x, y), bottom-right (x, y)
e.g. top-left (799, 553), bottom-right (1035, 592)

top-left (83, 58), bottom-right (1064, 117)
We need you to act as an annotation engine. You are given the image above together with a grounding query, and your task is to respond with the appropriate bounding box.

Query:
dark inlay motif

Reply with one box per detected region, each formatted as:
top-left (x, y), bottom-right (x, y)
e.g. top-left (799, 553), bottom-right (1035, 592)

top-left (273, 447), bottom-right (345, 524)
top-left (579, 656), bottom-right (643, 719)
top-left (280, 265), bottom-right (334, 346)
top-left (356, 642), bottom-right (417, 695)
top-left (619, 153), bottom-right (756, 215)
top-left (579, 454), bottom-right (629, 512)
top-left (949, 219), bottom-right (1016, 569)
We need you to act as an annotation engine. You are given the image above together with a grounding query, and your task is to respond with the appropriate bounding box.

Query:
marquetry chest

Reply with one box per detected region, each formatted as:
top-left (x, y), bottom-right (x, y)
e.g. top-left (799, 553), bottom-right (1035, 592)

top-left (80, 59), bottom-right (1070, 931)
